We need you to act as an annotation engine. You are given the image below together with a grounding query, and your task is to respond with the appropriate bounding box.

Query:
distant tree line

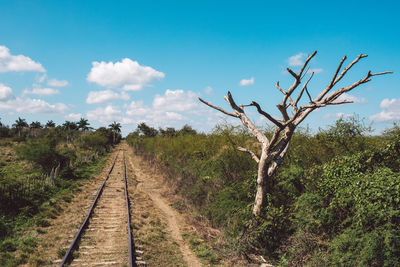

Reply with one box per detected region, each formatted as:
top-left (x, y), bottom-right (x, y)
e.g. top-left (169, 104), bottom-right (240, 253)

top-left (127, 122), bottom-right (197, 139)
top-left (0, 117), bottom-right (122, 144)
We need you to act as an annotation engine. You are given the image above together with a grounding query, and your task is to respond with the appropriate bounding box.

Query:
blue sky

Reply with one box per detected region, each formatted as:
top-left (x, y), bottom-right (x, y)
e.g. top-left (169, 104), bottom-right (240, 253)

top-left (0, 0), bottom-right (399, 135)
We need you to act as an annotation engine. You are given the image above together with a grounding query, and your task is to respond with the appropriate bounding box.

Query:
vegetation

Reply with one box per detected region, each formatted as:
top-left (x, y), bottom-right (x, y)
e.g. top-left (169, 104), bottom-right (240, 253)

top-left (0, 117), bottom-right (122, 266)
top-left (126, 119), bottom-right (400, 266)
top-left (199, 51), bottom-right (391, 216)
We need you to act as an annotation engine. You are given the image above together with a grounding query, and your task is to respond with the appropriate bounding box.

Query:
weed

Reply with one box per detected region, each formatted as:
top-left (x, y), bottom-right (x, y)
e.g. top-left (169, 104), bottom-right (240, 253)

top-left (0, 238), bottom-right (17, 252)
top-left (36, 218), bottom-right (51, 227)
top-left (19, 235), bottom-right (37, 254)
top-left (183, 232), bottom-right (221, 265)
top-left (36, 227), bottom-right (46, 234)
top-left (57, 247), bottom-right (67, 258)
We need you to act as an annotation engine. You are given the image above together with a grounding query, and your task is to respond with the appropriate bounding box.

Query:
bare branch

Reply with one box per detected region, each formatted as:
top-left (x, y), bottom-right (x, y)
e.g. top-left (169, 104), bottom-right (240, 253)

top-left (282, 51), bottom-right (317, 109)
top-left (325, 70), bottom-right (393, 103)
top-left (286, 68), bottom-right (298, 79)
top-left (237, 147), bottom-right (260, 163)
top-left (329, 55), bottom-right (347, 88)
top-left (305, 86), bottom-right (314, 103)
top-left (224, 91), bottom-right (270, 146)
top-left (315, 54), bottom-right (367, 102)
top-left (225, 91), bottom-right (243, 113)
top-left (275, 82), bottom-right (286, 95)
top-left (267, 127), bottom-right (283, 151)
top-left (370, 71), bottom-right (393, 76)
top-left (301, 66), bottom-right (310, 80)
top-left (294, 72), bottom-right (314, 107)
top-left (276, 104), bottom-right (290, 121)
top-left (273, 140), bottom-right (291, 166)
top-left (328, 100), bottom-right (353, 105)
top-left (198, 97), bottom-right (238, 118)
top-left (298, 51), bottom-right (317, 78)
top-left (301, 100), bottom-right (353, 109)
top-left (334, 54), bottom-right (368, 85)
top-left (249, 101), bottom-right (283, 128)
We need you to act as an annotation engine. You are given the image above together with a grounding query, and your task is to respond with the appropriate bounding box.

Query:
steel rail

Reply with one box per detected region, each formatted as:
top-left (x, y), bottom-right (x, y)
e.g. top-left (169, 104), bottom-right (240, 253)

top-left (123, 150), bottom-right (137, 267)
top-left (60, 152), bottom-right (119, 266)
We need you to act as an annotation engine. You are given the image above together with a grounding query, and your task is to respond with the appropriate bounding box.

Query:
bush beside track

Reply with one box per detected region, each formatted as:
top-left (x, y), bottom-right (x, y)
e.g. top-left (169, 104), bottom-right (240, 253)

top-left (126, 119), bottom-right (400, 266)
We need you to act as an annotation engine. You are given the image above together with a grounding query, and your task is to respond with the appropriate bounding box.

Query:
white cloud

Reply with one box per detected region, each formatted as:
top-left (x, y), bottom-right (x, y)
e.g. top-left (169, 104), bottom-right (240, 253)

top-left (0, 45), bottom-right (45, 72)
top-left (370, 98), bottom-right (400, 122)
top-left (0, 97), bottom-right (67, 114)
top-left (324, 112), bottom-right (354, 119)
top-left (165, 111), bottom-right (185, 121)
top-left (309, 68), bottom-right (323, 74)
top-left (87, 58), bottom-right (165, 91)
top-left (65, 113), bottom-right (82, 120)
top-left (380, 98), bottom-right (397, 109)
top-left (153, 89), bottom-right (200, 113)
top-left (86, 90), bottom-right (130, 104)
top-left (87, 105), bottom-right (122, 124)
top-left (239, 77), bottom-right (254, 86)
top-left (23, 87), bottom-right (59, 96)
top-left (36, 74), bottom-right (47, 83)
top-left (86, 89), bottom-right (225, 133)
top-left (288, 53), bottom-right (307, 67)
top-left (47, 78), bottom-right (69, 87)
top-left (204, 86), bottom-right (213, 94)
top-left (0, 83), bottom-right (14, 101)
top-left (334, 93), bottom-right (367, 104)
top-left (125, 100), bottom-right (150, 117)
top-left (124, 89), bottom-right (199, 124)
top-left (121, 89), bottom-right (215, 128)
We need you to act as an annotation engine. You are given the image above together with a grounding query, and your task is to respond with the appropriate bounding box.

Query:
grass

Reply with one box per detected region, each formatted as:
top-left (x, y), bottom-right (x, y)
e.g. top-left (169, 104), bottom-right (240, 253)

top-left (130, 190), bottom-right (186, 266)
top-left (56, 247), bottom-right (67, 258)
top-left (182, 232), bottom-right (222, 266)
top-left (0, 140), bottom-right (111, 266)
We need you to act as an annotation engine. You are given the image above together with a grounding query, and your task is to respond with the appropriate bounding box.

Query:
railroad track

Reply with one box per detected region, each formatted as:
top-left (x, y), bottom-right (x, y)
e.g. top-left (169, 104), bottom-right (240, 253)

top-left (60, 150), bottom-right (137, 267)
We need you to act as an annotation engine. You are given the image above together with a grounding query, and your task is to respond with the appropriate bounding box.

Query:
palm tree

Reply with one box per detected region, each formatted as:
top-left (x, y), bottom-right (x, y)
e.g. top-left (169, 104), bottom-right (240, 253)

top-left (109, 121), bottom-right (121, 144)
top-left (62, 121), bottom-right (77, 131)
top-left (77, 118), bottom-right (91, 132)
top-left (62, 121), bottom-right (78, 143)
top-left (45, 120), bottom-right (56, 128)
top-left (12, 117), bottom-right (28, 137)
top-left (29, 121), bottom-right (42, 137)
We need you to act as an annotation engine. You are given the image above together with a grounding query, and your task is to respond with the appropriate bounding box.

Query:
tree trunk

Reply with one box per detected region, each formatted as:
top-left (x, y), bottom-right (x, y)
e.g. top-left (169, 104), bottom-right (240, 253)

top-left (253, 150), bottom-right (269, 216)
top-left (253, 152), bottom-right (279, 216)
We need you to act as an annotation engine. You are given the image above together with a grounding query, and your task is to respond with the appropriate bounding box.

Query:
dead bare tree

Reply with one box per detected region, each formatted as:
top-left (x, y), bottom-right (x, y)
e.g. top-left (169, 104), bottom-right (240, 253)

top-left (199, 51), bottom-right (392, 217)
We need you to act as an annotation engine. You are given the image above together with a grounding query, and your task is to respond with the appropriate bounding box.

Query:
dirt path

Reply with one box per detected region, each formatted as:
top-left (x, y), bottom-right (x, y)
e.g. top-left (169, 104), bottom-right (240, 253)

top-left (124, 143), bottom-right (202, 267)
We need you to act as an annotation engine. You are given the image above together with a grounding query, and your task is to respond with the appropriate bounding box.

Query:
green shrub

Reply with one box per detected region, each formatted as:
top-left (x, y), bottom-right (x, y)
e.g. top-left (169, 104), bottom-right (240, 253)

top-left (16, 138), bottom-right (59, 172)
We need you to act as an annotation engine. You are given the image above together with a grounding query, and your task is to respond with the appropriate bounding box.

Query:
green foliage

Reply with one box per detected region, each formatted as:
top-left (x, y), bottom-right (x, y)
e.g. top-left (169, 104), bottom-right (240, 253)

top-left (16, 138), bottom-right (59, 172)
top-left (0, 120), bottom-right (115, 264)
top-left (137, 122), bottom-right (158, 137)
top-left (78, 132), bottom-right (109, 153)
top-left (127, 119), bottom-right (400, 265)
top-left (290, 144), bottom-right (400, 265)
top-left (0, 126), bottom-right (11, 138)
